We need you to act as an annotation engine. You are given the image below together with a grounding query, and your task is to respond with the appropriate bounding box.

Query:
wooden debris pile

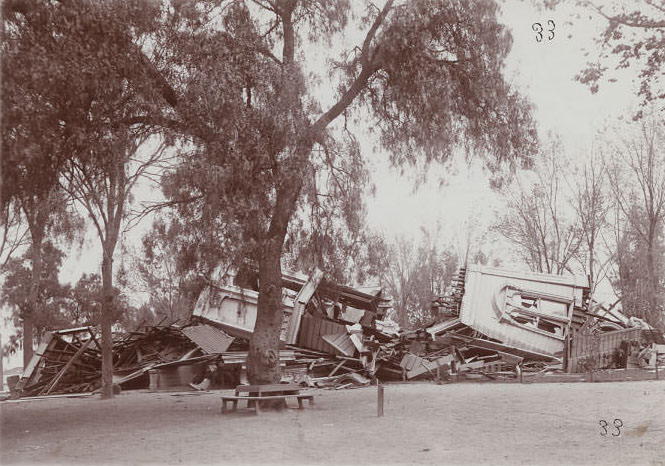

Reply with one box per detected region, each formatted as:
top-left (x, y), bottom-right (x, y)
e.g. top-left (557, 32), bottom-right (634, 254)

top-left (11, 265), bottom-right (664, 398)
top-left (13, 327), bottom-right (103, 397)
top-left (112, 324), bottom-right (206, 389)
top-left (11, 322), bottom-right (241, 397)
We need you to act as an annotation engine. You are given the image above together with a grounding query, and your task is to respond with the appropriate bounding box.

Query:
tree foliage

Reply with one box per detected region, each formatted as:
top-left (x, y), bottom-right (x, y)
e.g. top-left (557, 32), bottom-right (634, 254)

top-left (545, 0), bottom-right (665, 115)
top-left (127, 215), bottom-right (207, 325)
top-left (368, 233), bottom-right (458, 329)
top-left (3, 0), bottom-right (173, 395)
top-left (140, 0), bottom-right (537, 384)
top-left (1, 244), bottom-right (139, 356)
top-left (3, 0), bottom-right (537, 387)
top-left (2, 242), bottom-right (69, 352)
top-left (0, 201), bottom-right (29, 271)
top-left (2, 0), bottom-right (92, 365)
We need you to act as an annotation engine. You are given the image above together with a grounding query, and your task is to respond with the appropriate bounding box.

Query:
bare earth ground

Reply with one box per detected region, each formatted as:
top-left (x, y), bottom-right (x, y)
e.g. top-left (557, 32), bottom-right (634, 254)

top-left (1, 379), bottom-right (664, 466)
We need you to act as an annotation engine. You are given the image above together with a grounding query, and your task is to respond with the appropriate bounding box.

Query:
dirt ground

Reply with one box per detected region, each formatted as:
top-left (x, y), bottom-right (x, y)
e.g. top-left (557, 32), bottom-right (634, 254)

top-left (1, 379), bottom-right (664, 466)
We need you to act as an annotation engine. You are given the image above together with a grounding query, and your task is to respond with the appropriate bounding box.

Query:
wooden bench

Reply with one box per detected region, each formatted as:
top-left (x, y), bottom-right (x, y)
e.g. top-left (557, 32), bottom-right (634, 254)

top-left (221, 383), bottom-right (314, 414)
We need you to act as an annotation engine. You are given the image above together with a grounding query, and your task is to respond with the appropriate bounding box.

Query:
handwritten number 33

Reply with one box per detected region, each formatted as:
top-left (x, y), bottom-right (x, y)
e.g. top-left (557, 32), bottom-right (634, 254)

top-left (532, 20), bottom-right (555, 42)
top-left (599, 419), bottom-right (623, 436)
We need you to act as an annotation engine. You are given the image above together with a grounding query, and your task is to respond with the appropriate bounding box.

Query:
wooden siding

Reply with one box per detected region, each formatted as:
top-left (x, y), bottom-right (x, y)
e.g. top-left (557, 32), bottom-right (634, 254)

top-left (568, 327), bottom-right (642, 373)
top-left (297, 314), bottom-right (348, 356)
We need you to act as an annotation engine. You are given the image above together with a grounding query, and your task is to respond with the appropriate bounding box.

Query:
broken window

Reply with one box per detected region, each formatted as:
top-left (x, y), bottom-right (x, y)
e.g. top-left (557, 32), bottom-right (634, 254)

top-left (502, 287), bottom-right (572, 338)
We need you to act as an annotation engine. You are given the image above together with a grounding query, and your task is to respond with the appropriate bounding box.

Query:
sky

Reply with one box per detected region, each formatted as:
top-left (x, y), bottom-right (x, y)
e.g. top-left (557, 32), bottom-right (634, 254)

top-left (2, 1), bottom-right (648, 369)
top-left (365, 1), bottom-right (639, 242)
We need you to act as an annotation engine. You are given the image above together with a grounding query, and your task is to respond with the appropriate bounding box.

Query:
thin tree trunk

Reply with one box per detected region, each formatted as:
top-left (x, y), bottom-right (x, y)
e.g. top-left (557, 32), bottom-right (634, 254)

top-left (23, 228), bottom-right (43, 368)
top-left (100, 251), bottom-right (115, 399)
top-left (588, 240), bottom-right (595, 290)
top-left (645, 228), bottom-right (660, 327)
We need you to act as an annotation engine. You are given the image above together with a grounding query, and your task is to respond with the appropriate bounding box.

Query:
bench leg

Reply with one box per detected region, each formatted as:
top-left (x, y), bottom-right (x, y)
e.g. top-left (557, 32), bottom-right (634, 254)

top-left (221, 400), bottom-right (226, 414)
top-left (309, 397), bottom-right (314, 406)
top-left (233, 400), bottom-right (238, 411)
top-left (298, 398), bottom-right (304, 409)
top-left (255, 399), bottom-right (261, 415)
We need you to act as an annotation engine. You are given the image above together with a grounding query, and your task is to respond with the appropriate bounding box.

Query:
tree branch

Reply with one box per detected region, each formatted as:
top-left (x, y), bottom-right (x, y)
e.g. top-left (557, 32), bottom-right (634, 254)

top-left (587, 1), bottom-right (665, 29)
top-left (310, 0), bottom-right (394, 136)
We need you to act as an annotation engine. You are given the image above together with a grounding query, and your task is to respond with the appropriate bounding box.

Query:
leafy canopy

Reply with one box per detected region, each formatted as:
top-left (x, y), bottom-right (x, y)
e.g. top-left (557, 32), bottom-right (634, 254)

top-left (147, 0), bottom-right (537, 271)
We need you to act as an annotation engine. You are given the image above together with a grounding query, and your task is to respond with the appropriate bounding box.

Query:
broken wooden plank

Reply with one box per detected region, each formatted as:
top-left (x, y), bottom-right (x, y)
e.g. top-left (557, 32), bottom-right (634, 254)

top-left (328, 360), bottom-right (347, 377)
top-left (400, 354), bottom-right (454, 379)
top-left (42, 338), bottom-right (93, 395)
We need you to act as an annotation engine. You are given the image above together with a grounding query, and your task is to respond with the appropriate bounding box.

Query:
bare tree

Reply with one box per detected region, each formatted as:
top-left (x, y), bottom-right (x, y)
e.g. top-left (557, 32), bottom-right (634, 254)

top-left (371, 230), bottom-right (458, 329)
top-left (496, 143), bottom-right (583, 275)
top-left (571, 151), bottom-right (612, 293)
top-left (607, 118), bottom-right (665, 328)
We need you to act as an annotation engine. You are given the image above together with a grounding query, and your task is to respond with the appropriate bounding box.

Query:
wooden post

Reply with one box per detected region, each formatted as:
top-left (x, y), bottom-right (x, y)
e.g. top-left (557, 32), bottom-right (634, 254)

top-left (656, 359), bottom-right (659, 380)
top-left (377, 382), bottom-right (384, 417)
top-left (0, 334), bottom-right (3, 391)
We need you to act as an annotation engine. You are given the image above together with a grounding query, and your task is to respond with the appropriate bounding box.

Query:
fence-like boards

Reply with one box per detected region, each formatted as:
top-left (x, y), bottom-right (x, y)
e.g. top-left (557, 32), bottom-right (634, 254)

top-left (568, 327), bottom-right (642, 373)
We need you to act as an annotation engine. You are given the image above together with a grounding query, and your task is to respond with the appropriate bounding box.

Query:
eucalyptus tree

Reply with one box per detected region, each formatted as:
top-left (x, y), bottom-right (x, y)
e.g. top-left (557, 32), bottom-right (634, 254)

top-left (139, 0), bottom-right (537, 384)
top-left (4, 0), bottom-right (538, 388)
top-left (3, 0), bottom-right (170, 396)
top-left (2, 1), bottom-right (86, 366)
top-left (544, 0), bottom-right (665, 115)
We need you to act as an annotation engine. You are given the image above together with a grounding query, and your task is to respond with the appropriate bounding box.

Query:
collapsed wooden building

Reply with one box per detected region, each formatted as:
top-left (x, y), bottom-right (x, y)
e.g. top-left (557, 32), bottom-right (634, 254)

top-left (8, 265), bottom-right (664, 398)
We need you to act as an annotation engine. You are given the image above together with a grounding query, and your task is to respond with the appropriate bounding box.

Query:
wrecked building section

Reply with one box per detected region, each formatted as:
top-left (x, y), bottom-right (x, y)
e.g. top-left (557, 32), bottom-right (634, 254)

top-left (429, 265), bottom-right (664, 375)
top-left (14, 327), bottom-right (102, 397)
top-left (8, 264), bottom-right (665, 399)
top-left (431, 265), bottom-right (589, 357)
top-left (9, 268), bottom-right (393, 397)
top-left (191, 267), bottom-right (393, 386)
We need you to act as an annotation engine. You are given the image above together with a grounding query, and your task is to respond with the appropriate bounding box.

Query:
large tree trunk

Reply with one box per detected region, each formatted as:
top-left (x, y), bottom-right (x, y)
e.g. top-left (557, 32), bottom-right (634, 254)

top-left (100, 251), bottom-right (115, 399)
top-left (247, 174), bottom-right (303, 389)
top-left (247, 239), bottom-right (285, 385)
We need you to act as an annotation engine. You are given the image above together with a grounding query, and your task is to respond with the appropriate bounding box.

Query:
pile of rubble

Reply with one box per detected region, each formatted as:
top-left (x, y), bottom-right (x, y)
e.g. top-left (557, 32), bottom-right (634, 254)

top-left (9, 265), bottom-right (665, 398)
top-left (13, 327), bottom-right (102, 397)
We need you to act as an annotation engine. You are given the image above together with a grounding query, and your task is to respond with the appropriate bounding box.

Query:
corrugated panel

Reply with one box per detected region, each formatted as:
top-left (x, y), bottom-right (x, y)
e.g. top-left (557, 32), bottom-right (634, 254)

top-left (458, 267), bottom-right (588, 355)
top-left (181, 325), bottom-right (234, 354)
top-left (297, 314), bottom-right (347, 355)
